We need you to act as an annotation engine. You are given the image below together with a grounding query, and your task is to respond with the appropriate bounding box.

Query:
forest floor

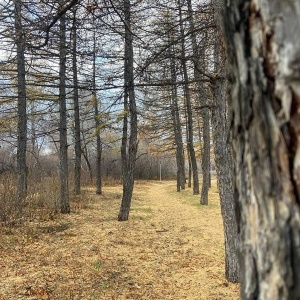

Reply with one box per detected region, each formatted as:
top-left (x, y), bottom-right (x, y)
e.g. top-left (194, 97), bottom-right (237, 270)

top-left (0, 179), bottom-right (240, 300)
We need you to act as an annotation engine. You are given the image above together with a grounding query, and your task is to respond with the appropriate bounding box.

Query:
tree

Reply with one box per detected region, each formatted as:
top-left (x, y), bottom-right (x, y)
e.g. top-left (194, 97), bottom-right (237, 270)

top-left (92, 24), bottom-right (102, 196)
top-left (118, 0), bottom-right (138, 221)
top-left (186, 0), bottom-right (210, 202)
top-left (210, 0), bottom-right (239, 283)
top-left (72, 7), bottom-right (81, 195)
top-left (14, 0), bottom-right (28, 216)
top-left (223, 0), bottom-right (300, 298)
top-left (167, 7), bottom-right (186, 192)
top-left (178, 1), bottom-right (199, 194)
top-left (58, 0), bottom-right (70, 213)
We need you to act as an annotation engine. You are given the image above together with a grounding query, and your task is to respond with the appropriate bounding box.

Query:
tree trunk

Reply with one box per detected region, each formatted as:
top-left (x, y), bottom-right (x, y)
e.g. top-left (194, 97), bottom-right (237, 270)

top-left (118, 0), bottom-right (138, 221)
top-left (14, 0), bottom-right (27, 216)
top-left (93, 29), bottom-right (102, 195)
top-left (223, 0), bottom-right (300, 298)
top-left (72, 9), bottom-right (81, 195)
top-left (186, 0), bottom-right (209, 198)
top-left (211, 3), bottom-right (239, 281)
top-left (184, 98), bottom-right (192, 188)
top-left (168, 18), bottom-right (185, 192)
top-left (59, 0), bottom-right (70, 214)
top-left (200, 110), bottom-right (210, 205)
top-left (179, 1), bottom-right (200, 193)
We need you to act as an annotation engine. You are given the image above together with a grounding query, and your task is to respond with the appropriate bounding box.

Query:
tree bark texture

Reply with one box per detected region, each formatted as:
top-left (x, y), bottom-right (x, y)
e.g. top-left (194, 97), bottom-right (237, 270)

top-left (211, 0), bottom-right (240, 283)
top-left (59, 1), bottom-right (70, 214)
top-left (118, 0), bottom-right (138, 221)
top-left (15, 0), bottom-right (27, 215)
top-left (72, 10), bottom-right (81, 195)
top-left (223, 0), bottom-right (300, 298)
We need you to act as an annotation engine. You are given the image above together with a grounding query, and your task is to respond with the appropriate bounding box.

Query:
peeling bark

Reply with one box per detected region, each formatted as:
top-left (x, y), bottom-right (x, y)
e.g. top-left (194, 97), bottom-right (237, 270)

top-left (223, 0), bottom-right (300, 298)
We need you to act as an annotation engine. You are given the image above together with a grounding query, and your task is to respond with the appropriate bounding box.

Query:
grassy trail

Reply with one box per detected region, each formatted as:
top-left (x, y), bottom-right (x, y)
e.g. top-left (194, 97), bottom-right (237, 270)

top-left (0, 180), bottom-right (240, 299)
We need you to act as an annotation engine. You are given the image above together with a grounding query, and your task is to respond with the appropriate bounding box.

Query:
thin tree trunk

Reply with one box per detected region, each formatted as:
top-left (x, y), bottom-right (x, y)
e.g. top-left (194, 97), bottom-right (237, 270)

top-left (200, 110), bottom-right (210, 205)
top-left (187, 0), bottom-right (210, 199)
top-left (184, 97), bottom-right (192, 188)
top-left (81, 144), bottom-right (93, 182)
top-left (14, 0), bottom-right (27, 216)
top-left (223, 0), bottom-right (300, 298)
top-left (93, 29), bottom-right (102, 195)
top-left (178, 1), bottom-right (198, 194)
top-left (59, 0), bottom-right (70, 213)
top-left (168, 22), bottom-right (185, 192)
top-left (118, 0), bottom-right (138, 221)
top-left (72, 9), bottom-right (81, 195)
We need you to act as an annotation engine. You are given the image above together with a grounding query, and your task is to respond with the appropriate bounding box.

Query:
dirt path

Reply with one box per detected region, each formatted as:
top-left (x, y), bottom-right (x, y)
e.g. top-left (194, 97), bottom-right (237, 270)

top-left (0, 180), bottom-right (240, 300)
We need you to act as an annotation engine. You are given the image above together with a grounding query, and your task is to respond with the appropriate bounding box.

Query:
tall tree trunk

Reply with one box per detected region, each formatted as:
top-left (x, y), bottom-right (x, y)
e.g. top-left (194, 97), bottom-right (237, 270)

top-left (168, 19), bottom-right (185, 192)
top-left (59, 0), bottom-right (70, 213)
top-left (178, 1), bottom-right (198, 194)
top-left (211, 2), bottom-right (239, 282)
top-left (186, 0), bottom-right (209, 200)
top-left (93, 29), bottom-right (102, 195)
top-left (118, 0), bottom-right (138, 221)
top-left (14, 0), bottom-right (27, 216)
top-left (223, 0), bottom-right (300, 298)
top-left (72, 9), bottom-right (81, 195)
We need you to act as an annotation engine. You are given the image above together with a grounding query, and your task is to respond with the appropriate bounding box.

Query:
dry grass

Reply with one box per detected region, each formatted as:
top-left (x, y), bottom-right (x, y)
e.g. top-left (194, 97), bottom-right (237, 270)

top-left (0, 179), bottom-right (240, 300)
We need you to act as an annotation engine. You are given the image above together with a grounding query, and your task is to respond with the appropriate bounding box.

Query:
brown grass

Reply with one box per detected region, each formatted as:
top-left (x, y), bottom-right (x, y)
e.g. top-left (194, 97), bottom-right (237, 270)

top-left (0, 179), bottom-right (240, 300)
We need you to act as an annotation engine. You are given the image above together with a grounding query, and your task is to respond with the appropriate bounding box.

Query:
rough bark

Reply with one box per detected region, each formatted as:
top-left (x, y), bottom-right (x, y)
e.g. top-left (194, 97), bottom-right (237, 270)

top-left (118, 0), bottom-right (138, 221)
top-left (223, 0), bottom-right (300, 298)
top-left (15, 0), bottom-right (27, 215)
top-left (72, 10), bottom-right (81, 195)
top-left (59, 0), bottom-right (70, 214)
top-left (210, 0), bottom-right (240, 284)
top-left (211, 3), bottom-right (239, 281)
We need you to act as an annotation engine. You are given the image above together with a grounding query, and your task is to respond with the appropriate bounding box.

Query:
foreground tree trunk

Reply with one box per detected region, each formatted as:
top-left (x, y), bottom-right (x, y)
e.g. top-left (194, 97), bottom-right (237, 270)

top-left (223, 0), bottom-right (300, 298)
top-left (15, 0), bottom-right (27, 216)
top-left (59, 0), bottom-right (70, 213)
top-left (118, 0), bottom-right (138, 221)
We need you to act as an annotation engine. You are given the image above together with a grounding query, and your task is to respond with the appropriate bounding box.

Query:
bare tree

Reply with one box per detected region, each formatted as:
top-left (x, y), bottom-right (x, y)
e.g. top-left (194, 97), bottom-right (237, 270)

top-left (14, 0), bottom-right (27, 216)
top-left (72, 8), bottom-right (81, 195)
top-left (118, 0), bottom-right (138, 221)
top-left (59, 0), bottom-right (70, 213)
top-left (179, 1), bottom-right (199, 193)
